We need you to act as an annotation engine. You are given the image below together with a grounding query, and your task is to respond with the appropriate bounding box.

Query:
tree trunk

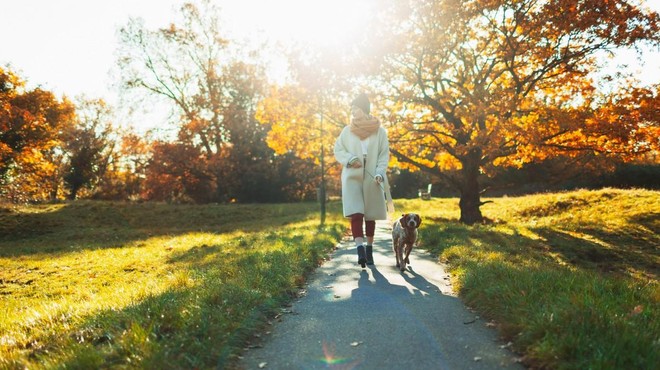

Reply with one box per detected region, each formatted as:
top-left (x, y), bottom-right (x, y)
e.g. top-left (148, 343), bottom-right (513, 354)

top-left (458, 151), bottom-right (483, 225)
top-left (319, 102), bottom-right (326, 226)
top-left (319, 138), bottom-right (326, 226)
top-left (68, 187), bottom-right (79, 200)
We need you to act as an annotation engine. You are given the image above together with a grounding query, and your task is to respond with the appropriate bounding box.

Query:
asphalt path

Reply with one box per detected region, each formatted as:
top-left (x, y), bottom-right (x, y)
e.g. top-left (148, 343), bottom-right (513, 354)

top-left (238, 220), bottom-right (524, 370)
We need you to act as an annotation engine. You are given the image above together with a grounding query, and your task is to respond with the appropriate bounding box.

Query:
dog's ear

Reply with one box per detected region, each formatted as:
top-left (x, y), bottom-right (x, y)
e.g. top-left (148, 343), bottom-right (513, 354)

top-left (415, 214), bottom-right (422, 227)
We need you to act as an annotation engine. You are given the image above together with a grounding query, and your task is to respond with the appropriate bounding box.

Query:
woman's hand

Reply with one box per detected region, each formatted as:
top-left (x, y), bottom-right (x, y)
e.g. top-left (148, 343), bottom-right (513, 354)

top-left (348, 157), bottom-right (362, 168)
top-left (374, 174), bottom-right (383, 183)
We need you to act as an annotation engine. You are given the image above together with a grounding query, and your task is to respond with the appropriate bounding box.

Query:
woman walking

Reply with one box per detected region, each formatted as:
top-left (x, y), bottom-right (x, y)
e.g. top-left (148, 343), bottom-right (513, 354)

top-left (334, 93), bottom-right (390, 268)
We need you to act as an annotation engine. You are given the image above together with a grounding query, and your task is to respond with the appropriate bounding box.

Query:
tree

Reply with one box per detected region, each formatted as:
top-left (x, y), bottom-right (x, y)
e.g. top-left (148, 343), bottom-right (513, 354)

top-left (117, 0), bottom-right (284, 203)
top-left (255, 35), bottom-right (377, 222)
top-left (143, 141), bottom-right (216, 203)
top-left (0, 66), bottom-right (75, 202)
top-left (114, 132), bottom-right (152, 200)
top-left (62, 98), bottom-right (116, 200)
top-left (257, 84), bottom-right (350, 222)
top-left (377, 0), bottom-right (659, 223)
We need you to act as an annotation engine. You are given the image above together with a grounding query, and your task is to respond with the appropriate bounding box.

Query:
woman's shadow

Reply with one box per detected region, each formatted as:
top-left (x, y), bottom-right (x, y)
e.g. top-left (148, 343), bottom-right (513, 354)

top-left (351, 264), bottom-right (444, 305)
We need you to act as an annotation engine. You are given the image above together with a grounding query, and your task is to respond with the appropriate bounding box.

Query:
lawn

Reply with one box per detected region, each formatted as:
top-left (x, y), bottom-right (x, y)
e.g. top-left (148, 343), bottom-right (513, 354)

top-left (402, 188), bottom-right (659, 369)
top-left (0, 201), bottom-right (345, 369)
top-left (1, 188), bottom-right (658, 369)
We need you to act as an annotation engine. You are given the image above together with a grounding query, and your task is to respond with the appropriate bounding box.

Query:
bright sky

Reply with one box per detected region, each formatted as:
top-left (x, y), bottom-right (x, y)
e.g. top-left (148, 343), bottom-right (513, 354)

top-left (0, 0), bottom-right (367, 96)
top-left (1, 0), bottom-right (371, 133)
top-left (1, 0), bottom-right (659, 132)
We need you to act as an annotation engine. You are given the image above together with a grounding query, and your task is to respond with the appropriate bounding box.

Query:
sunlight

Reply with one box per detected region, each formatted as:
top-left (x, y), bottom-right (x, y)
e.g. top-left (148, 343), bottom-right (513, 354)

top-left (224, 0), bottom-right (373, 47)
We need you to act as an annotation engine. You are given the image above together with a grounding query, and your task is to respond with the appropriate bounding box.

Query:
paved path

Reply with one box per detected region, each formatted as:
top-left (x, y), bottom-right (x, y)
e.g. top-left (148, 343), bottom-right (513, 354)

top-left (238, 220), bottom-right (523, 370)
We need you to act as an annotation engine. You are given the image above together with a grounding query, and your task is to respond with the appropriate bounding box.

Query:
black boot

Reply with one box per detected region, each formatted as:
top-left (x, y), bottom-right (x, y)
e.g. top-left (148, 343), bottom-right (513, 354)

top-left (356, 245), bottom-right (367, 268)
top-left (365, 245), bottom-right (374, 265)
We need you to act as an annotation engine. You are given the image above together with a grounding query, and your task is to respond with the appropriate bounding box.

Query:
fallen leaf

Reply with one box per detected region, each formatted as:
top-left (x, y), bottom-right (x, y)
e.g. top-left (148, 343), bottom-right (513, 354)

top-left (500, 341), bottom-right (513, 349)
top-left (629, 305), bottom-right (644, 317)
top-left (258, 362), bottom-right (267, 368)
top-left (474, 357), bottom-right (482, 362)
top-left (350, 341), bottom-right (363, 347)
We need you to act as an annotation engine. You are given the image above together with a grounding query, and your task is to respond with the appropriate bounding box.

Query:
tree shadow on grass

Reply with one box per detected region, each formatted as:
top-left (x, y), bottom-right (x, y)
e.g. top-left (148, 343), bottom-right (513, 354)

top-left (531, 226), bottom-right (658, 280)
top-left (420, 221), bottom-right (543, 262)
top-left (19, 237), bottom-right (326, 369)
top-left (414, 218), bottom-right (658, 370)
top-left (0, 200), bottom-right (330, 257)
top-left (1, 202), bottom-right (345, 367)
top-left (419, 217), bottom-right (658, 281)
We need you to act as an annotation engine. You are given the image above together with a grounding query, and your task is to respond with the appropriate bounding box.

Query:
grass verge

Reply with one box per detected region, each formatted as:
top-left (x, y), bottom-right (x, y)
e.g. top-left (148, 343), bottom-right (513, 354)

top-left (0, 200), bottom-right (345, 369)
top-left (398, 188), bottom-right (659, 369)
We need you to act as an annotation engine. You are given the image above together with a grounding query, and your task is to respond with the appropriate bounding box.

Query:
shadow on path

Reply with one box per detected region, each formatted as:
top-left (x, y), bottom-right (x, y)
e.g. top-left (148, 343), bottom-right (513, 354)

top-left (238, 220), bottom-right (523, 370)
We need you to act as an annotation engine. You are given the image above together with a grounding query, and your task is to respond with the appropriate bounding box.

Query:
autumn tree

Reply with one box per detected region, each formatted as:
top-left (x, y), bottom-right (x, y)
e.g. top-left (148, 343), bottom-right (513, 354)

top-left (142, 141), bottom-right (216, 203)
top-left (112, 132), bottom-right (152, 200)
top-left (0, 66), bottom-right (75, 202)
top-left (117, 0), bottom-right (288, 203)
top-left (376, 0), bottom-right (659, 223)
top-left (60, 98), bottom-right (117, 200)
top-left (255, 28), bottom-right (390, 220)
top-left (257, 84), bottom-right (350, 221)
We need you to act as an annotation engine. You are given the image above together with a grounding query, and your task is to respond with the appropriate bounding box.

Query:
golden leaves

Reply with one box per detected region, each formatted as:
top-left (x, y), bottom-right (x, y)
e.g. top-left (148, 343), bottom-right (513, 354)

top-left (255, 85), bottom-right (346, 183)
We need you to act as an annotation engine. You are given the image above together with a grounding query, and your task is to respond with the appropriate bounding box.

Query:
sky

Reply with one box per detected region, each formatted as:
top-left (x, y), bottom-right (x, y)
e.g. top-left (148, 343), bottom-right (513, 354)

top-left (1, 0), bottom-right (659, 133)
top-left (0, 0), bottom-right (366, 97)
top-left (1, 0), bottom-right (368, 133)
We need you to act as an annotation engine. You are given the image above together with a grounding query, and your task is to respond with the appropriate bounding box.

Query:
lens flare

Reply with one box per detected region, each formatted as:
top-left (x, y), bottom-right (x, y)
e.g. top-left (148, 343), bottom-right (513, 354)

top-left (318, 341), bottom-right (361, 369)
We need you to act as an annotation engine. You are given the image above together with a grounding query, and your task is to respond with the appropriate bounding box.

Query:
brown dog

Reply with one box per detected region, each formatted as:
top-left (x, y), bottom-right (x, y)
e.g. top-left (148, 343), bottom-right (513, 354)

top-left (392, 213), bottom-right (422, 272)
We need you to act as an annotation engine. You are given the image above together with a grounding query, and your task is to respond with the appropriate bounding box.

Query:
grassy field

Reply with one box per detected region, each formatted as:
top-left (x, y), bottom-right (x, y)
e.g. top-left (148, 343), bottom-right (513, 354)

top-left (0, 201), bottom-right (346, 369)
top-left (1, 188), bottom-right (658, 369)
top-left (400, 188), bottom-right (659, 370)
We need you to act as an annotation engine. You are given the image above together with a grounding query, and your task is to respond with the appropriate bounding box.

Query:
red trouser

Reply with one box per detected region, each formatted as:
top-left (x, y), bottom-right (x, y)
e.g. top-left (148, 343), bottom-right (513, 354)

top-left (350, 213), bottom-right (375, 238)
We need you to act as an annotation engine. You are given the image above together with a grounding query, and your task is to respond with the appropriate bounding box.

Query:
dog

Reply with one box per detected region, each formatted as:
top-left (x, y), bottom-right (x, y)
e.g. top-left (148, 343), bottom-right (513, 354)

top-left (392, 213), bottom-right (422, 272)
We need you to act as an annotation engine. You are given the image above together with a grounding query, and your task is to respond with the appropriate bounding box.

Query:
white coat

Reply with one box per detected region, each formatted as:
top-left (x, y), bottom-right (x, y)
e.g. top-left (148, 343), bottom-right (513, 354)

top-left (334, 125), bottom-right (390, 220)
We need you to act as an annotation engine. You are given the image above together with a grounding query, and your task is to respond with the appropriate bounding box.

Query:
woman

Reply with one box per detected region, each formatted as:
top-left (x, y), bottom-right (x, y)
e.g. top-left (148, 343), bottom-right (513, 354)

top-left (334, 93), bottom-right (390, 268)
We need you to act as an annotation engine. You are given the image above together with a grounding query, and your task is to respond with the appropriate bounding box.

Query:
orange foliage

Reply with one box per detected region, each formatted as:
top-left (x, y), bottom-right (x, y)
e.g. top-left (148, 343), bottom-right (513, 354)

top-left (368, 0), bottom-right (660, 222)
top-left (256, 85), bottom-right (346, 177)
top-left (0, 67), bottom-right (75, 202)
top-left (380, 0), bottom-right (659, 176)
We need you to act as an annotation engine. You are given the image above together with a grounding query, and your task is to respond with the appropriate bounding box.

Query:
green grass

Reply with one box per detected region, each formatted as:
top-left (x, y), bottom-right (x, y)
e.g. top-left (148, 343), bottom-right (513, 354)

top-left (0, 200), bottom-right (345, 369)
top-left (399, 188), bottom-right (659, 370)
top-left (2, 189), bottom-right (658, 369)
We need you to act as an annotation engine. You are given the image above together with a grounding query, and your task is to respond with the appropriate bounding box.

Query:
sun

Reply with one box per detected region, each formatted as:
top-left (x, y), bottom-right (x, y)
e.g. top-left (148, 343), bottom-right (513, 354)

top-left (280, 0), bottom-right (370, 46)
top-left (222, 0), bottom-right (374, 47)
